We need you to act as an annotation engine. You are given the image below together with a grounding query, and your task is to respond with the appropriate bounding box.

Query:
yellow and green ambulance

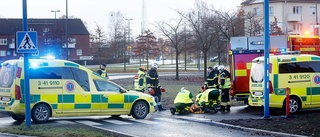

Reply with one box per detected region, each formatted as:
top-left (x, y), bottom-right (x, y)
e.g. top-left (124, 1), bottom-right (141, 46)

top-left (249, 54), bottom-right (320, 114)
top-left (0, 58), bottom-right (156, 123)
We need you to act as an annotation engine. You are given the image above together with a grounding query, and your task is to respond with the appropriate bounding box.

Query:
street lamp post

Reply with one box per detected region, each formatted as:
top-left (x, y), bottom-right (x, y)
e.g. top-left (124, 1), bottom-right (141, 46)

top-left (125, 18), bottom-right (133, 65)
top-left (51, 10), bottom-right (60, 28)
top-left (66, 0), bottom-right (69, 60)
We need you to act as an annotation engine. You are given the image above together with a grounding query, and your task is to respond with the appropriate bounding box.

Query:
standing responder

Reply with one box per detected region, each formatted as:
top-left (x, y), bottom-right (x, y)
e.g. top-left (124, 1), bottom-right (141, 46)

top-left (147, 63), bottom-right (166, 111)
top-left (205, 65), bottom-right (219, 89)
top-left (170, 87), bottom-right (194, 115)
top-left (97, 63), bottom-right (109, 79)
top-left (134, 66), bottom-right (147, 92)
top-left (218, 65), bottom-right (231, 111)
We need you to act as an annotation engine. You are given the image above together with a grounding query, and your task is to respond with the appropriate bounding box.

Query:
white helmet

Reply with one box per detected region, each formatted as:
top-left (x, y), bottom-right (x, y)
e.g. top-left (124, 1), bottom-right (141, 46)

top-left (152, 63), bottom-right (158, 69)
top-left (218, 65), bottom-right (225, 71)
top-left (213, 65), bottom-right (219, 70)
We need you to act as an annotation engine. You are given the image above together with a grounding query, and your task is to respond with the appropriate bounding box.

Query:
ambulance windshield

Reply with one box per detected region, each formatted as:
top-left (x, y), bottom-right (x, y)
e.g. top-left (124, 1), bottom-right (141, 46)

top-left (250, 62), bottom-right (264, 83)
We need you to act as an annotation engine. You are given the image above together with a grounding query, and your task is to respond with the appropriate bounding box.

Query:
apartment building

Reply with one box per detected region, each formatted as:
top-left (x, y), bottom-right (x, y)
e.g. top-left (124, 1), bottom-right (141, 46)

top-left (241, 0), bottom-right (320, 36)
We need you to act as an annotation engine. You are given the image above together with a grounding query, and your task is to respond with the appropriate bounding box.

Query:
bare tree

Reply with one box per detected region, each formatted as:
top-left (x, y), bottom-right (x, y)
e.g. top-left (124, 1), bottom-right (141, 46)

top-left (135, 30), bottom-right (158, 70)
top-left (154, 17), bottom-right (187, 80)
top-left (109, 11), bottom-right (126, 58)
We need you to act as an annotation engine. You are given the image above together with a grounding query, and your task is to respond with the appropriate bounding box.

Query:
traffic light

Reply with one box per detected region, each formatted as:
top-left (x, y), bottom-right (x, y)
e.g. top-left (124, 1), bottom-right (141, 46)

top-left (165, 47), bottom-right (169, 52)
top-left (127, 46), bottom-right (132, 50)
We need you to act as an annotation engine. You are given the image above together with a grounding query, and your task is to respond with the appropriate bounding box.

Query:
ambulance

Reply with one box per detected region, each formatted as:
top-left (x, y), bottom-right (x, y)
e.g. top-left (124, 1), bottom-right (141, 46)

top-left (229, 35), bottom-right (320, 104)
top-left (0, 57), bottom-right (156, 123)
top-left (248, 53), bottom-right (320, 114)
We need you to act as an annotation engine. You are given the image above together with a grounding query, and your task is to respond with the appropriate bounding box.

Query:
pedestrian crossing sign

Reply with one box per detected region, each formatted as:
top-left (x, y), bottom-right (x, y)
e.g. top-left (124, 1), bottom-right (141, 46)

top-left (16, 31), bottom-right (38, 53)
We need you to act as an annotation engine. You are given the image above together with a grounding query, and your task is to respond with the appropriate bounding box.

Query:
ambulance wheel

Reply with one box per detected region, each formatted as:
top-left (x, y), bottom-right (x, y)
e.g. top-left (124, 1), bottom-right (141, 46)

top-left (282, 96), bottom-right (301, 114)
top-left (131, 101), bottom-right (149, 119)
top-left (11, 114), bottom-right (25, 122)
top-left (31, 103), bottom-right (51, 123)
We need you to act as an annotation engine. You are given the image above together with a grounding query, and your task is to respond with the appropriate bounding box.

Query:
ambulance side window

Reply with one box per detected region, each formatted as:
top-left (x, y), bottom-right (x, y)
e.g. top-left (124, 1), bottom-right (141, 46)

top-left (308, 62), bottom-right (320, 72)
top-left (70, 68), bottom-right (89, 91)
top-left (94, 80), bottom-right (120, 92)
top-left (30, 67), bottom-right (73, 79)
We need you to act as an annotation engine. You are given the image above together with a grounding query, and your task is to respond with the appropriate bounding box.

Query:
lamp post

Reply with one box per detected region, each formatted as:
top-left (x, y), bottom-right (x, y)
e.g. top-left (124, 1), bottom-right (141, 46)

top-left (65, 0), bottom-right (69, 60)
top-left (125, 18), bottom-right (133, 65)
top-left (51, 10), bottom-right (60, 28)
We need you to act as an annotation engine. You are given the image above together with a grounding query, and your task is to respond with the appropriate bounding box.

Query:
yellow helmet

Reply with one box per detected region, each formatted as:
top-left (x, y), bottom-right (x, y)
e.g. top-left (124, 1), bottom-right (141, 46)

top-left (140, 66), bottom-right (147, 71)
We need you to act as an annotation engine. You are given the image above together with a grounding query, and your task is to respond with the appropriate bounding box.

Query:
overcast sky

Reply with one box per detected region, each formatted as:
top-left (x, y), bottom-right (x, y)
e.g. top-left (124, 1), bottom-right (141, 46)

top-left (0, 0), bottom-right (241, 36)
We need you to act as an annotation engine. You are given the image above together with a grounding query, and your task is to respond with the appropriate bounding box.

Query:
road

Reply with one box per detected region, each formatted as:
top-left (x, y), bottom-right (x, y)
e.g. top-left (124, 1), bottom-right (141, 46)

top-left (0, 109), bottom-right (265, 137)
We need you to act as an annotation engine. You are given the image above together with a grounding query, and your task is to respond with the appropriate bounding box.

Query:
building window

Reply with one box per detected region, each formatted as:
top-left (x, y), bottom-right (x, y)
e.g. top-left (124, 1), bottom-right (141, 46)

top-left (76, 49), bottom-right (82, 55)
top-left (29, 28), bottom-right (35, 31)
top-left (293, 23), bottom-right (303, 31)
top-left (0, 50), bottom-right (6, 56)
top-left (269, 6), bottom-right (274, 16)
top-left (310, 6), bottom-right (316, 15)
top-left (293, 6), bottom-right (302, 14)
top-left (0, 39), bottom-right (7, 45)
top-left (254, 8), bottom-right (260, 16)
top-left (69, 38), bottom-right (76, 43)
top-left (43, 28), bottom-right (49, 32)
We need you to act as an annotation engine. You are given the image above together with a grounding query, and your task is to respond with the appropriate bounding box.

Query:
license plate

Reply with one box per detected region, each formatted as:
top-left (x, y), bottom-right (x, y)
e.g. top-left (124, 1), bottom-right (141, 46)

top-left (253, 92), bottom-right (263, 96)
top-left (1, 97), bottom-right (11, 101)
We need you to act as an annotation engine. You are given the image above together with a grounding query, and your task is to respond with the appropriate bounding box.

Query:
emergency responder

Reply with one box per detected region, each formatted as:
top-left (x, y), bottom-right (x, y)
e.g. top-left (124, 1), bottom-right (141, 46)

top-left (134, 66), bottom-right (147, 92)
top-left (205, 65), bottom-right (219, 89)
top-left (170, 87), bottom-right (194, 115)
top-left (218, 65), bottom-right (231, 111)
top-left (147, 63), bottom-right (166, 111)
top-left (97, 63), bottom-right (109, 79)
top-left (198, 85), bottom-right (220, 112)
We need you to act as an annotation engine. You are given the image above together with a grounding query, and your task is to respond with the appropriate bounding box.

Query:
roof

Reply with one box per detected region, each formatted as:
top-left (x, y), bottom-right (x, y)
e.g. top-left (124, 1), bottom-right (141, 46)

top-left (0, 18), bottom-right (89, 35)
top-left (241, 0), bottom-right (320, 5)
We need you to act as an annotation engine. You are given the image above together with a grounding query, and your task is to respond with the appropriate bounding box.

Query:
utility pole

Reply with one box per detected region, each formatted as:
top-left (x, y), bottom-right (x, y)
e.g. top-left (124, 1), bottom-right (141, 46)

top-left (126, 18), bottom-right (133, 65)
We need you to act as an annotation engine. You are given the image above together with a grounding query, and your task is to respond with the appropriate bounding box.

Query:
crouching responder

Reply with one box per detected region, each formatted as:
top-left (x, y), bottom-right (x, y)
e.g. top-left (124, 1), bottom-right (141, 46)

top-left (218, 65), bottom-right (231, 111)
top-left (190, 85), bottom-right (206, 114)
top-left (134, 66), bottom-right (147, 92)
top-left (170, 87), bottom-right (194, 115)
top-left (198, 85), bottom-right (220, 113)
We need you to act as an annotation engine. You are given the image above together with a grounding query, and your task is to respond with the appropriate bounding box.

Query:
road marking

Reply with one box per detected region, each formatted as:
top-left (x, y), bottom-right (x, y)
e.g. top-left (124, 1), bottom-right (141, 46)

top-left (56, 120), bottom-right (76, 124)
top-left (103, 119), bottom-right (132, 125)
top-left (131, 119), bottom-right (159, 124)
top-left (176, 116), bottom-right (212, 122)
top-left (76, 120), bottom-right (102, 126)
top-left (154, 117), bottom-right (189, 124)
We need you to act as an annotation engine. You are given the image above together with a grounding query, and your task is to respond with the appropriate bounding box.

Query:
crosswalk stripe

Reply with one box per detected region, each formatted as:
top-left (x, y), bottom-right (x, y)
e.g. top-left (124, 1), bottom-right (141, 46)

top-left (154, 117), bottom-right (189, 124)
top-left (56, 120), bottom-right (77, 124)
top-left (103, 120), bottom-right (132, 125)
top-left (131, 119), bottom-right (159, 124)
top-left (176, 116), bottom-right (211, 122)
top-left (76, 120), bottom-right (103, 126)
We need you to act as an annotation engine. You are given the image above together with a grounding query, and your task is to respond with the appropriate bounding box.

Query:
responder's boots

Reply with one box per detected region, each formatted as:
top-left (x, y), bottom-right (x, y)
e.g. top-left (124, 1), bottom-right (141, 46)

top-left (220, 106), bottom-right (225, 112)
top-left (170, 107), bottom-right (176, 115)
top-left (226, 105), bottom-right (231, 111)
top-left (158, 105), bottom-right (166, 111)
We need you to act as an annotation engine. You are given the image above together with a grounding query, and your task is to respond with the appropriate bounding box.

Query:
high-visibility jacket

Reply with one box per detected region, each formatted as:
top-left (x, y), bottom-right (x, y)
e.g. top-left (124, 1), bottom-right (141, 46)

top-left (97, 69), bottom-right (107, 78)
top-left (219, 70), bottom-right (231, 89)
top-left (174, 89), bottom-right (193, 104)
top-left (195, 92), bottom-right (203, 104)
top-left (199, 88), bottom-right (219, 105)
top-left (134, 70), bottom-right (146, 91)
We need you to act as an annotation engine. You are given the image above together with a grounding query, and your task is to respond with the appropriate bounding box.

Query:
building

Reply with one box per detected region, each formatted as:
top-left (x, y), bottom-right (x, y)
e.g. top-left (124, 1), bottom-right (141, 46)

top-left (241, 0), bottom-right (320, 36)
top-left (0, 18), bottom-right (90, 62)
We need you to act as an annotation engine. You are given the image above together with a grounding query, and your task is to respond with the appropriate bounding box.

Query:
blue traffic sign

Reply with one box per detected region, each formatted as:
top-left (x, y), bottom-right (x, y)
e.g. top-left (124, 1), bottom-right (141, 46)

top-left (16, 31), bottom-right (38, 53)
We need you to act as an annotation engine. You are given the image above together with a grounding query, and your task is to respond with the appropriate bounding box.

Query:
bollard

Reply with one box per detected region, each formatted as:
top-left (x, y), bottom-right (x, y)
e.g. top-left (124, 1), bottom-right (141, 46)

top-left (286, 87), bottom-right (290, 117)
